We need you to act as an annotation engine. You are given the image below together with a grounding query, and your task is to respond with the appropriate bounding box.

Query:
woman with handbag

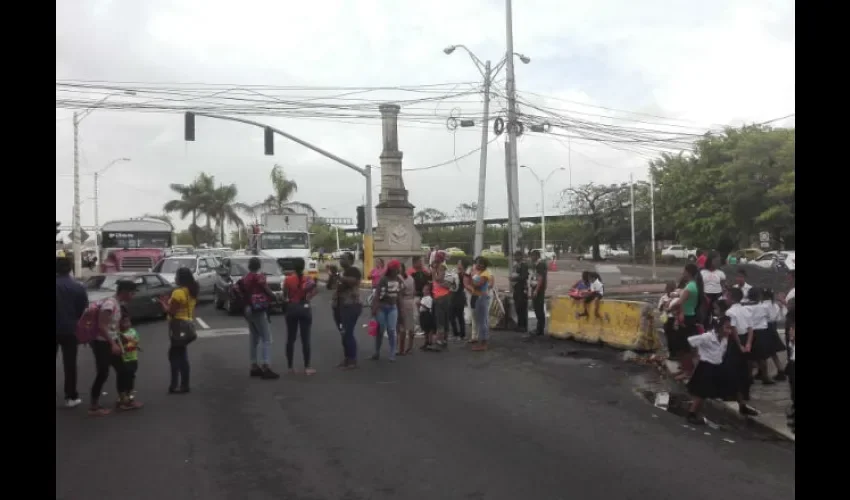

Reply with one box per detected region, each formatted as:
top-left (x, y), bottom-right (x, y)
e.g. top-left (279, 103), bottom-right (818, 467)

top-left (242, 257), bottom-right (281, 380)
top-left (164, 267), bottom-right (199, 394)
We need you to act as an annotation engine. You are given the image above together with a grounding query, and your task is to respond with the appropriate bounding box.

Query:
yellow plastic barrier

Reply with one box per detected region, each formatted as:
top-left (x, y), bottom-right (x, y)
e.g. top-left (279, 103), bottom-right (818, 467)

top-left (548, 296), bottom-right (661, 351)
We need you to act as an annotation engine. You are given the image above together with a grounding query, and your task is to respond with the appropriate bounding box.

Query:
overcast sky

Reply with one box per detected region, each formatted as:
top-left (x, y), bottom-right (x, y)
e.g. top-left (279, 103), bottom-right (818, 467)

top-left (56, 0), bottom-right (795, 236)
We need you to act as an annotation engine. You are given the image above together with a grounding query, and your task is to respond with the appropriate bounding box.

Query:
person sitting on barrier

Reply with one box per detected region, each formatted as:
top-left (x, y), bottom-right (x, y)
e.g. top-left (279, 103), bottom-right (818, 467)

top-left (578, 272), bottom-right (604, 319)
top-left (567, 271), bottom-right (591, 299)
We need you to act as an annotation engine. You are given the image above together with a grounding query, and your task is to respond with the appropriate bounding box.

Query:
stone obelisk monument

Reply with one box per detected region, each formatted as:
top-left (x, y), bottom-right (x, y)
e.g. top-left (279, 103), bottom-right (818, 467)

top-left (373, 103), bottom-right (422, 263)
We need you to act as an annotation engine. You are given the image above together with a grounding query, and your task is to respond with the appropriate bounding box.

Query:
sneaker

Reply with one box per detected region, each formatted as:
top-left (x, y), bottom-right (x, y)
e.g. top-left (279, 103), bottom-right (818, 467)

top-left (250, 366), bottom-right (264, 378)
top-left (118, 400), bottom-right (144, 411)
top-left (88, 406), bottom-right (112, 417)
top-left (64, 398), bottom-right (82, 409)
top-left (261, 368), bottom-right (280, 380)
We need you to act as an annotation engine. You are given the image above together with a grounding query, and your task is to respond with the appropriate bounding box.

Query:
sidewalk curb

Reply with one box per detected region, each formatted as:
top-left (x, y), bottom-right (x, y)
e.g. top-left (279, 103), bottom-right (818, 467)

top-left (661, 360), bottom-right (795, 442)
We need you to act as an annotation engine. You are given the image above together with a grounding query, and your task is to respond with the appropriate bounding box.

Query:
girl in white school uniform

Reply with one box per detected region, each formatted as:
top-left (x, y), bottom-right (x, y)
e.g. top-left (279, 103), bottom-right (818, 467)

top-left (761, 288), bottom-right (787, 382)
top-left (685, 315), bottom-right (734, 425)
top-left (745, 288), bottom-right (784, 384)
top-left (723, 288), bottom-right (759, 414)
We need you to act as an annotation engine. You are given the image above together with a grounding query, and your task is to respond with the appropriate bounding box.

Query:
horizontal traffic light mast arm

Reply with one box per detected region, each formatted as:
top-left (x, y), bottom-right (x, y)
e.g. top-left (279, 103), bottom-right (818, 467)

top-left (190, 112), bottom-right (366, 177)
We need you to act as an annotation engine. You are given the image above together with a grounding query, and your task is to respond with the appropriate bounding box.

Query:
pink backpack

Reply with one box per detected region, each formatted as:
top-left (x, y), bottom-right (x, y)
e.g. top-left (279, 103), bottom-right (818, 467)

top-left (75, 298), bottom-right (110, 344)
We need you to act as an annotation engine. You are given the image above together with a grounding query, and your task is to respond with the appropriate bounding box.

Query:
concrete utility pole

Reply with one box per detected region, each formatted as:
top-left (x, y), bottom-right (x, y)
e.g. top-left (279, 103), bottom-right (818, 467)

top-left (443, 45), bottom-right (529, 257)
top-left (72, 112), bottom-right (82, 276)
top-left (630, 173), bottom-right (636, 263)
top-left (504, 0), bottom-right (522, 258)
top-left (69, 90), bottom-right (135, 277)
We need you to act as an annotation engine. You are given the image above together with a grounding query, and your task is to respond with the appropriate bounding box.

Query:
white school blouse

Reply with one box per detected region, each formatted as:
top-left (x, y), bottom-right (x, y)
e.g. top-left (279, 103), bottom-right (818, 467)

top-left (726, 304), bottom-right (752, 336)
top-left (687, 331), bottom-right (728, 365)
top-left (747, 302), bottom-right (770, 330)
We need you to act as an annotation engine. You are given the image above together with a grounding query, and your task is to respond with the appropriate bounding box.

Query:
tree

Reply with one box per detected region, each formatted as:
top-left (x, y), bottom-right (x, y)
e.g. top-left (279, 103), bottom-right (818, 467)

top-left (561, 183), bottom-right (634, 260)
top-left (205, 184), bottom-right (243, 245)
top-left (237, 164), bottom-right (316, 220)
top-left (163, 178), bottom-right (205, 246)
top-left (650, 125), bottom-right (795, 251)
top-left (454, 202), bottom-right (478, 220)
top-left (414, 208), bottom-right (448, 224)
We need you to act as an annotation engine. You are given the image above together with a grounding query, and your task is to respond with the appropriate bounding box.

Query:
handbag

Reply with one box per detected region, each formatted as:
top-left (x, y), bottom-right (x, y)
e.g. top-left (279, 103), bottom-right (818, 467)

top-left (169, 319), bottom-right (198, 347)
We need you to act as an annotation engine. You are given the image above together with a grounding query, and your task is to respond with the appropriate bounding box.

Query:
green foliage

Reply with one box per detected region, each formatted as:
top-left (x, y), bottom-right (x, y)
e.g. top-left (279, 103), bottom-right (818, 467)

top-left (308, 223), bottom-right (360, 251)
top-left (650, 125), bottom-right (795, 250)
top-left (163, 173), bottom-right (243, 247)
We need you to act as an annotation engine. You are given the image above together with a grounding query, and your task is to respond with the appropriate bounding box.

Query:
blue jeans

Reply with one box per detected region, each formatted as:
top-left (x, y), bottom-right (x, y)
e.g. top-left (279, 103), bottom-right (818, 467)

top-left (474, 295), bottom-right (491, 341)
top-left (246, 308), bottom-right (272, 365)
top-left (375, 304), bottom-right (398, 360)
top-left (339, 303), bottom-right (362, 361)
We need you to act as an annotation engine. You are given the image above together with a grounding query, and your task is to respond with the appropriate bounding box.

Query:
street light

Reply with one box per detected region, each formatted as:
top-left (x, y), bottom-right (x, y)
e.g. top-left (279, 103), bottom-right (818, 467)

top-left (71, 90), bottom-right (136, 276)
top-left (92, 157), bottom-right (132, 264)
top-left (443, 44), bottom-right (530, 257)
top-left (521, 165), bottom-right (565, 254)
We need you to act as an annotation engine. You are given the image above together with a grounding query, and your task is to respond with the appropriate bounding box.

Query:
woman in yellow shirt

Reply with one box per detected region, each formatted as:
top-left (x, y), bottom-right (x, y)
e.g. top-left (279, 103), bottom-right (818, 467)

top-left (164, 267), bottom-right (199, 393)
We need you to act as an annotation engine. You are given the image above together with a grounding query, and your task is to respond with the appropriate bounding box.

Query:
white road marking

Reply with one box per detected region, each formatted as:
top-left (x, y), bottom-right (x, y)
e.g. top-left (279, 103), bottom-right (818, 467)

top-left (197, 328), bottom-right (250, 338)
top-left (195, 317), bottom-right (210, 329)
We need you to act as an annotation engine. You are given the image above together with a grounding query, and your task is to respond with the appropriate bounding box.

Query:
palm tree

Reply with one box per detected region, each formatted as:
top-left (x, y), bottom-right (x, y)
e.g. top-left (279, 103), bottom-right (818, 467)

top-left (163, 173), bottom-right (216, 246)
top-left (206, 184), bottom-right (244, 245)
top-left (236, 164), bottom-right (316, 220)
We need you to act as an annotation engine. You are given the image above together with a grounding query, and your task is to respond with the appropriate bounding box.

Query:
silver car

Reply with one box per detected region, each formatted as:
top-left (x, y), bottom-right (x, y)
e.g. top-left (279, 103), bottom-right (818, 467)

top-left (151, 255), bottom-right (220, 299)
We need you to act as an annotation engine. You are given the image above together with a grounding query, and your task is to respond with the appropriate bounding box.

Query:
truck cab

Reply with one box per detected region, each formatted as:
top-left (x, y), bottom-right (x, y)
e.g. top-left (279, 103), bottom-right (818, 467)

top-left (250, 213), bottom-right (319, 281)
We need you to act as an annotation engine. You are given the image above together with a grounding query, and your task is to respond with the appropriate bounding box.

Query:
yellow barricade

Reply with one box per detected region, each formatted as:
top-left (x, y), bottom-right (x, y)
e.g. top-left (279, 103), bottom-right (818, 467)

top-left (548, 296), bottom-right (661, 351)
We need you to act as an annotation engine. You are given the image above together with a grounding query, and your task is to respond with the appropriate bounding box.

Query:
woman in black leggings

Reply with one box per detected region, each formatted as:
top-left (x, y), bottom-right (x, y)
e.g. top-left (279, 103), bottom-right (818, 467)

top-left (283, 258), bottom-right (319, 374)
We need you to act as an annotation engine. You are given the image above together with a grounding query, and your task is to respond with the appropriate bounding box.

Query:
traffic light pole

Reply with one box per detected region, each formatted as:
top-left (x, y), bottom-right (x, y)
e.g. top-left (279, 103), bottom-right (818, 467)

top-left (188, 112), bottom-right (374, 280)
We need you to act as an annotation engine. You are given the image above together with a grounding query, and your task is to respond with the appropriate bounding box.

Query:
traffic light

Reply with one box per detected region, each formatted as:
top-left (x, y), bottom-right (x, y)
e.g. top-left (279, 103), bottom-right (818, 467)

top-left (264, 127), bottom-right (274, 155)
top-left (356, 205), bottom-right (365, 233)
top-left (184, 112), bottom-right (195, 141)
top-left (56, 221), bottom-right (61, 236)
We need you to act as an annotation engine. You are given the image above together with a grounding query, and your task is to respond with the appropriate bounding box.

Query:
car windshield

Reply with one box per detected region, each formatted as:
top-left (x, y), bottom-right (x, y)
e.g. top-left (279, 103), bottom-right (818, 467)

top-left (260, 233), bottom-right (309, 249)
top-left (230, 259), bottom-right (281, 276)
top-left (86, 275), bottom-right (128, 291)
top-left (160, 258), bottom-right (196, 273)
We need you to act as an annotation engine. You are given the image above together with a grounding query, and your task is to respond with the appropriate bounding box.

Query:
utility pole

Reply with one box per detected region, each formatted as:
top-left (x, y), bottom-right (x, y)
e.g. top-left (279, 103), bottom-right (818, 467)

top-left (650, 173), bottom-right (657, 280)
top-left (504, 0), bottom-right (522, 258)
top-left (629, 173), bottom-right (636, 263)
top-left (72, 112), bottom-right (82, 277)
top-left (473, 60), bottom-right (492, 257)
top-left (93, 171), bottom-right (100, 264)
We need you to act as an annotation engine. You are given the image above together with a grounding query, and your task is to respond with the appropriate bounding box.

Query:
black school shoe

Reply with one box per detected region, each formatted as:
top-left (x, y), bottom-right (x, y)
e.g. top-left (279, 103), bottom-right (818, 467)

top-left (250, 366), bottom-right (264, 378)
top-left (261, 367), bottom-right (280, 380)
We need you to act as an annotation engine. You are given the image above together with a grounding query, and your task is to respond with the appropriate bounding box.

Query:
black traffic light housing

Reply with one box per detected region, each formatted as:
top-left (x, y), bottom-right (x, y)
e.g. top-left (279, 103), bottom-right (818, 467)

top-left (264, 127), bottom-right (274, 155)
top-left (356, 205), bottom-right (365, 233)
top-left (56, 221), bottom-right (61, 236)
top-left (184, 112), bottom-right (195, 141)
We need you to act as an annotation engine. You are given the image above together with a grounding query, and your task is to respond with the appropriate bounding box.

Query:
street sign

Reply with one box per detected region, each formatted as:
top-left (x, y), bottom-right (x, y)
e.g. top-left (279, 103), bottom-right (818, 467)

top-left (760, 241), bottom-right (770, 249)
top-left (759, 231), bottom-right (770, 242)
top-left (79, 229), bottom-right (89, 242)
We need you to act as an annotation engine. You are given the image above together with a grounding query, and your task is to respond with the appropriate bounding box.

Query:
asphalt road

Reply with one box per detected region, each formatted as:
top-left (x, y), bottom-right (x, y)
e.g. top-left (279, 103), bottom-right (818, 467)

top-left (56, 290), bottom-right (795, 500)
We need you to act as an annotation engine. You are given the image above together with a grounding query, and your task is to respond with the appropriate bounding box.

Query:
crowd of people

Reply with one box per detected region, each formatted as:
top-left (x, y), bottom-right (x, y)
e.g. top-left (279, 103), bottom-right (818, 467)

top-left (57, 247), bottom-right (794, 430)
top-left (656, 254), bottom-right (795, 431)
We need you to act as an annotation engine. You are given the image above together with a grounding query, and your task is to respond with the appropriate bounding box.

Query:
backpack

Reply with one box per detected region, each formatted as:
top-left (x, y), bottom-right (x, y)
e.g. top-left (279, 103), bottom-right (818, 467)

top-left (76, 298), bottom-right (110, 344)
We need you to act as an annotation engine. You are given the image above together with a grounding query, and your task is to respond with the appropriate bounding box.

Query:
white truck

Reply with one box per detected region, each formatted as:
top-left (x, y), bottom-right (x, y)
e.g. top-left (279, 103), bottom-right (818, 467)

top-left (251, 213), bottom-right (319, 281)
top-left (660, 245), bottom-right (698, 261)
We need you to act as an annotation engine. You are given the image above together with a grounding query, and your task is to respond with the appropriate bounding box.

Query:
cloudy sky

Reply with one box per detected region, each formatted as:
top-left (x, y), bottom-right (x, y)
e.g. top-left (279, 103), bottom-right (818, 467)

top-left (56, 0), bottom-right (795, 236)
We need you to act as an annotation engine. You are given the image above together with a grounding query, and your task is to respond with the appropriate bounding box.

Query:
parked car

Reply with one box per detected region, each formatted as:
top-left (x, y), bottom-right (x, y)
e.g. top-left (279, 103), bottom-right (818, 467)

top-left (750, 250), bottom-right (795, 271)
top-left (151, 255), bottom-right (220, 300)
top-left (214, 256), bottom-right (284, 315)
top-left (84, 272), bottom-right (174, 321)
top-left (660, 245), bottom-right (698, 260)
